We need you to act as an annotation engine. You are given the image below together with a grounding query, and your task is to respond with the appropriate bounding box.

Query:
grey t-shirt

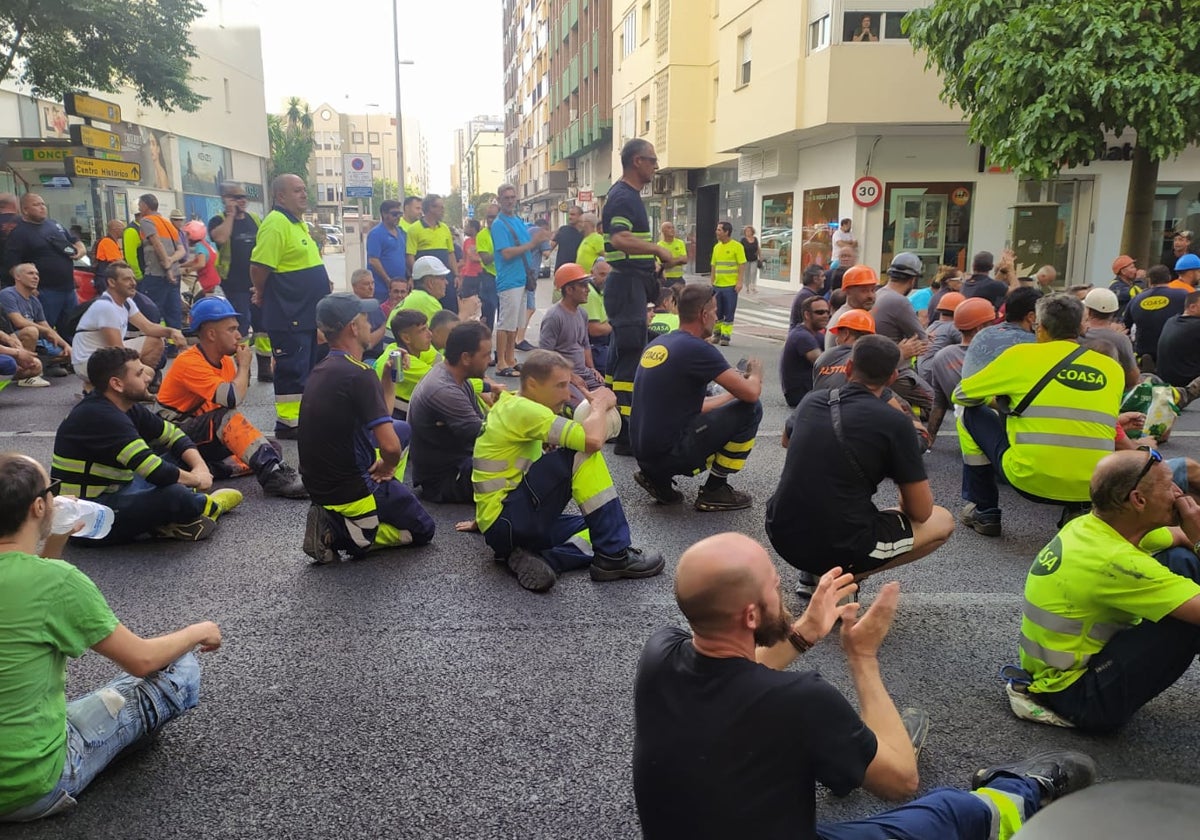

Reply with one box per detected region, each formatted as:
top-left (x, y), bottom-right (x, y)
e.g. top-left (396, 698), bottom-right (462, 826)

top-left (407, 361), bottom-right (484, 487)
top-left (961, 322), bottom-right (1037, 379)
top-left (1078, 324), bottom-right (1136, 380)
top-left (871, 286), bottom-right (925, 344)
top-left (917, 318), bottom-right (962, 381)
top-left (539, 302), bottom-right (590, 375)
top-left (928, 343), bottom-right (969, 408)
top-left (139, 216), bottom-right (178, 277)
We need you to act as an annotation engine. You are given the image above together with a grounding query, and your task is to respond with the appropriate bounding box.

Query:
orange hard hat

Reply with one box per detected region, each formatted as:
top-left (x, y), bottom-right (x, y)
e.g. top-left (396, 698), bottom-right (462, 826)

top-left (953, 297), bottom-right (996, 330)
top-left (841, 265), bottom-right (879, 288)
top-left (554, 262), bottom-right (590, 289)
top-left (830, 309), bottom-right (875, 334)
top-left (936, 291), bottom-right (966, 312)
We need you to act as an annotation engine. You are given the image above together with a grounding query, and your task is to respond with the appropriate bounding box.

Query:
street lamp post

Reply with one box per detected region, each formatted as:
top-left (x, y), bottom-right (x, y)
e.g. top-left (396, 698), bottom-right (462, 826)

top-left (392, 2), bottom-right (414, 201)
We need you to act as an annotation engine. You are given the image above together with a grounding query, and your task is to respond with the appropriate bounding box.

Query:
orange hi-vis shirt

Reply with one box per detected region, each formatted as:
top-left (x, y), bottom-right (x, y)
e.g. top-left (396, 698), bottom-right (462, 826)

top-left (157, 345), bottom-right (238, 417)
top-left (95, 236), bottom-right (123, 262)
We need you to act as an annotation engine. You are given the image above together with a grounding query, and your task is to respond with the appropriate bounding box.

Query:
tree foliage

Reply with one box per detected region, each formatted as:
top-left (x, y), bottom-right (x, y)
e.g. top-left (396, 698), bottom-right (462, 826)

top-left (905, 0), bottom-right (1200, 178)
top-left (268, 98), bottom-right (314, 182)
top-left (0, 0), bottom-right (207, 112)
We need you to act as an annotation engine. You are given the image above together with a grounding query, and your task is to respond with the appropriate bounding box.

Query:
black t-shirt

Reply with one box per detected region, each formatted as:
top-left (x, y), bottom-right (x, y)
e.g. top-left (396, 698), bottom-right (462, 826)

top-left (1124, 286), bottom-right (1188, 355)
top-left (603, 180), bottom-right (655, 276)
top-left (298, 350), bottom-right (392, 505)
top-left (631, 331), bottom-right (731, 456)
top-left (780, 324), bottom-right (822, 400)
top-left (961, 273), bottom-right (1008, 310)
top-left (1156, 314), bottom-right (1200, 386)
top-left (3, 218), bottom-right (77, 290)
top-left (552, 224), bottom-right (583, 269)
top-left (633, 627), bottom-right (878, 840)
top-left (208, 213), bottom-right (259, 292)
top-left (740, 237), bottom-right (759, 262)
top-left (767, 383), bottom-right (927, 560)
top-left (0, 211), bottom-right (19, 287)
top-left (790, 287), bottom-right (818, 327)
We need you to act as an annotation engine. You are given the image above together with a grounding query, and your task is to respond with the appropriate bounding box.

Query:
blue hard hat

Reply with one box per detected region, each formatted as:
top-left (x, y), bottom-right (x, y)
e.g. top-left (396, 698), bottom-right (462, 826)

top-left (1176, 253), bottom-right (1200, 271)
top-left (189, 296), bottom-right (239, 331)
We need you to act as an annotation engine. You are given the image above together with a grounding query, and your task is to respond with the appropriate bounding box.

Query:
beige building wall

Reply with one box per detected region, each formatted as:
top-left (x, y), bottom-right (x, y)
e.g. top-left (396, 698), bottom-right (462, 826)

top-left (466, 130), bottom-right (506, 199)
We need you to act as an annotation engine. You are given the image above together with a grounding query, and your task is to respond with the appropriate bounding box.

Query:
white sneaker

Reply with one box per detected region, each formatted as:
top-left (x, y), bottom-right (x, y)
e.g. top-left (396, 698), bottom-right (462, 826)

top-left (1005, 682), bottom-right (1075, 728)
top-left (17, 376), bottom-right (50, 388)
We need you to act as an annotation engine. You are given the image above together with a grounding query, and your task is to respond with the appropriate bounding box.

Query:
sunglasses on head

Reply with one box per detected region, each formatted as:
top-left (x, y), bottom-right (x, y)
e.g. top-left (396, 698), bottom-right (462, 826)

top-left (1127, 446), bottom-right (1163, 497)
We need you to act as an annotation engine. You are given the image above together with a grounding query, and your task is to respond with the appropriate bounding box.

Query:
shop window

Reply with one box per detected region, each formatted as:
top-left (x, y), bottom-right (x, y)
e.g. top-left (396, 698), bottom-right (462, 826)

top-left (808, 16), bottom-right (830, 53)
top-left (800, 187), bottom-right (839, 270)
top-left (760, 193), bottom-right (794, 282)
top-left (737, 31), bottom-right (752, 87)
top-left (880, 182), bottom-right (975, 278)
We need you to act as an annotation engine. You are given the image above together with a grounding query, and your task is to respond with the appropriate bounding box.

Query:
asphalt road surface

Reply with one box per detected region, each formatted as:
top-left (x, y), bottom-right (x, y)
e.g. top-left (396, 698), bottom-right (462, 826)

top-left (3, 287), bottom-right (1199, 839)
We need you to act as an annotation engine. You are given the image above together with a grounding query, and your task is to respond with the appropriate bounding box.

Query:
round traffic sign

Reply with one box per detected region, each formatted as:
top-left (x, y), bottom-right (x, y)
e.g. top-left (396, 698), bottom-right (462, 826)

top-left (852, 176), bottom-right (883, 208)
top-left (351, 157), bottom-right (365, 171)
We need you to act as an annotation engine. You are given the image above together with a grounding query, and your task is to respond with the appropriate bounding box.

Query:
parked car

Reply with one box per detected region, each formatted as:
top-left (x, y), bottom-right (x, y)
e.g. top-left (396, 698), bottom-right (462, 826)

top-left (320, 224), bottom-right (343, 246)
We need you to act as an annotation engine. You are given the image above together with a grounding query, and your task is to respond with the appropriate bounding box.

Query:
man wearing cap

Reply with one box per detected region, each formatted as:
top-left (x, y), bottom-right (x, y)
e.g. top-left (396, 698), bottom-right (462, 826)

top-left (300, 293), bottom-right (435, 563)
top-left (539, 263), bottom-right (603, 405)
top-left (249, 174), bottom-right (331, 439)
top-left (917, 292), bottom-right (964, 381)
top-left (961, 251), bottom-right (1009, 311)
top-left (392, 255), bottom-right (449, 328)
top-left (630, 285), bottom-right (762, 512)
top-left (926, 298), bottom-right (993, 441)
top-left (1108, 255), bottom-right (1140, 315)
top-left (1123, 265), bottom-right (1187, 369)
top-left (780, 296), bottom-right (830, 408)
top-left (1079, 288), bottom-right (1140, 390)
top-left (1168, 253), bottom-right (1200, 291)
top-left (824, 265), bottom-right (879, 350)
top-left (155, 297), bottom-right (307, 498)
top-left (954, 294), bottom-right (1123, 537)
top-left (768, 335), bottom-right (954, 597)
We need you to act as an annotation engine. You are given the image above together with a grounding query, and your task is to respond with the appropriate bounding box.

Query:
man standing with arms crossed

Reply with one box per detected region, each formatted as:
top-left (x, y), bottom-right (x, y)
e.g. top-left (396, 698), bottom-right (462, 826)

top-left (250, 174), bottom-right (331, 439)
top-left (710, 221), bottom-right (747, 346)
top-left (657, 221), bottom-right (687, 291)
top-left (603, 139), bottom-right (685, 454)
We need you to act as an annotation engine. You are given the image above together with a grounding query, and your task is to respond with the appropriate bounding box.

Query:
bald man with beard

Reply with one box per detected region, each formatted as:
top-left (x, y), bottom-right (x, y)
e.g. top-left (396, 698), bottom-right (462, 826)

top-left (632, 533), bottom-right (1095, 840)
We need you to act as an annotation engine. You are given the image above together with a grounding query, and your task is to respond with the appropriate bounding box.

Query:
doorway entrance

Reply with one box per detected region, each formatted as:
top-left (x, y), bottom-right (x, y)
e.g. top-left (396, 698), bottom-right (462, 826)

top-left (1013, 179), bottom-right (1095, 283)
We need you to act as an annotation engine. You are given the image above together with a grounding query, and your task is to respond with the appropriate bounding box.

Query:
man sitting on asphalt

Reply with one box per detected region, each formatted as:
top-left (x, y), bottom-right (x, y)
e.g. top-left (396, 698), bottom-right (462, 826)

top-left (954, 294), bottom-right (1123, 537)
top-left (1006, 449), bottom-right (1200, 733)
top-left (300, 293), bottom-right (436, 563)
top-left (408, 321), bottom-right (497, 504)
top-left (961, 250), bottom-right (1009, 311)
top-left (0, 453), bottom-right (223, 823)
top-left (71, 262), bottom-right (184, 386)
top-left (824, 264), bottom-right (879, 350)
top-left (812, 309), bottom-right (876, 391)
top-left (350, 268), bottom-right (389, 363)
top-left (51, 347), bottom-right (243, 543)
top-left (960, 286), bottom-right (1040, 379)
top-left (470, 349), bottom-right (664, 592)
top-left (376, 309), bottom-right (435, 421)
top-left (767, 336), bottom-right (954, 597)
top-left (633, 531), bottom-right (1095, 840)
top-left (585, 258), bottom-right (613, 374)
top-left (1156, 290), bottom-right (1200, 399)
top-left (390, 255), bottom-right (450, 329)
top-left (0, 263), bottom-right (71, 380)
top-left (789, 264), bottom-right (827, 327)
top-left (539, 263), bottom-right (604, 405)
top-left (155, 297), bottom-right (307, 498)
top-left (1078, 287), bottom-right (1140, 391)
top-left (1123, 264), bottom-right (1186, 371)
top-left (916, 291), bottom-right (963, 381)
top-left (925, 298), bottom-right (994, 441)
top-left (630, 284), bottom-right (762, 512)
top-left (780, 295), bottom-right (830, 408)
top-left (0, 326), bottom-right (46, 389)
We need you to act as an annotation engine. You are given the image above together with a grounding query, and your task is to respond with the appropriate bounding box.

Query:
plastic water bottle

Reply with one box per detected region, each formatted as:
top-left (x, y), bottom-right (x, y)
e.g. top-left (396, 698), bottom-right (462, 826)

top-left (51, 497), bottom-right (115, 539)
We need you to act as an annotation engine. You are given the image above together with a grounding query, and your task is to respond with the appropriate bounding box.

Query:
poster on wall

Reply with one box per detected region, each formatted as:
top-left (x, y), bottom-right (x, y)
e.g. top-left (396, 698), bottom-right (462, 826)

top-left (178, 138), bottom-right (232, 197)
top-left (759, 193), bottom-right (794, 282)
top-left (40, 102), bottom-right (69, 138)
top-left (801, 187), bottom-right (840, 269)
top-left (141, 128), bottom-right (172, 190)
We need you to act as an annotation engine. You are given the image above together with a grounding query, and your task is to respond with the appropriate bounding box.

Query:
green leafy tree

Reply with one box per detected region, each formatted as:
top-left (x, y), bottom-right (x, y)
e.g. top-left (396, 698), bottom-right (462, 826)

top-left (906, 1), bottom-right (1200, 266)
top-left (444, 192), bottom-right (463, 227)
top-left (471, 192), bottom-right (498, 222)
top-left (268, 97), bottom-right (316, 207)
top-left (0, 0), bottom-right (206, 111)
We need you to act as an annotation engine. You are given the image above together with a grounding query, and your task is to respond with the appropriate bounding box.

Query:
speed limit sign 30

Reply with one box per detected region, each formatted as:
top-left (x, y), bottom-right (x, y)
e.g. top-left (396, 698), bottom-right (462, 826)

top-left (853, 176), bottom-right (883, 208)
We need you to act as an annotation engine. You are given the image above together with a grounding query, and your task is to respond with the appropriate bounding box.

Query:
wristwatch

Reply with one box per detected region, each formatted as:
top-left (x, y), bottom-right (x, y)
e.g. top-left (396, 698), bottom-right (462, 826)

top-left (787, 626), bottom-right (813, 654)
top-left (1192, 540), bottom-right (1200, 557)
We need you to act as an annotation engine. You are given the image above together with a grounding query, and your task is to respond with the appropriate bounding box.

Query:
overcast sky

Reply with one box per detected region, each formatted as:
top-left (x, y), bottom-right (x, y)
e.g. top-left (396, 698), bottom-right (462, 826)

top-left (257, 0), bottom-right (504, 193)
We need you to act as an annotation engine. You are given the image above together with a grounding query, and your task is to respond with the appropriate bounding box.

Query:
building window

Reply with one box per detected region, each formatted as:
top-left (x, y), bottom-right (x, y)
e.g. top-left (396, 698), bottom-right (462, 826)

top-left (369, 132), bottom-right (380, 144)
top-left (844, 12), bottom-right (911, 42)
top-left (737, 31), bottom-right (751, 87)
top-left (808, 16), bottom-right (830, 53)
top-left (640, 2), bottom-right (651, 44)
top-left (622, 101), bottom-right (636, 142)
top-left (622, 10), bottom-right (636, 58)
top-left (711, 74), bottom-right (719, 122)
top-left (351, 131), bottom-right (364, 144)
top-left (326, 187), bottom-right (334, 202)
top-left (640, 95), bottom-right (651, 135)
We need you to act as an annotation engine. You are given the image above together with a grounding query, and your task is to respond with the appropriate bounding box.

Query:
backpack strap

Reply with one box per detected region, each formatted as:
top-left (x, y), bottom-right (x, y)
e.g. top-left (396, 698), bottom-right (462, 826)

top-left (1006, 345), bottom-right (1089, 417)
top-left (829, 387), bottom-right (869, 484)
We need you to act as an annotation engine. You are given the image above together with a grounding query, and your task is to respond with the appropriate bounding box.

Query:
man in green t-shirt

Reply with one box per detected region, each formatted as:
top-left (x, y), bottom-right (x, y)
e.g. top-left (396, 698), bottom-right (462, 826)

top-left (1011, 449), bottom-right (1200, 732)
top-left (0, 453), bottom-right (222, 822)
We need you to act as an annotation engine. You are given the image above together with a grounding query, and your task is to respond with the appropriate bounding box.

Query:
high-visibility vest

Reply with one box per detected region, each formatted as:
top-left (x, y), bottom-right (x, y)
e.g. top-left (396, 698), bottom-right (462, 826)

top-left (215, 211), bottom-right (261, 280)
top-left (711, 240), bottom-right (746, 288)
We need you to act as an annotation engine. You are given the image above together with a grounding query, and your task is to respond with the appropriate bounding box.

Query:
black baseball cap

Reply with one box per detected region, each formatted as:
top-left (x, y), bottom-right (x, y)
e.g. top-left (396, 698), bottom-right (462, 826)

top-left (315, 293), bottom-right (375, 334)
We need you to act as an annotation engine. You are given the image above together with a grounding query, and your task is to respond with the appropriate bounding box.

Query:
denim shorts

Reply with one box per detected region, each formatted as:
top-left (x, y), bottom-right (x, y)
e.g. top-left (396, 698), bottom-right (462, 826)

top-left (1168, 456), bottom-right (1189, 491)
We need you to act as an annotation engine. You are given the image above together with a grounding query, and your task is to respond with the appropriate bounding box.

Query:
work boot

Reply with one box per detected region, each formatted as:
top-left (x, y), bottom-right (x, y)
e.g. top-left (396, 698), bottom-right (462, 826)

top-left (589, 546), bottom-right (665, 581)
top-left (971, 750), bottom-right (1097, 805)
top-left (257, 354), bottom-right (274, 383)
top-left (153, 515), bottom-right (217, 541)
top-left (260, 462), bottom-right (309, 498)
top-left (612, 439), bottom-right (634, 457)
top-left (1175, 375), bottom-right (1200, 409)
top-left (274, 426), bottom-right (300, 440)
top-left (302, 504), bottom-right (338, 564)
top-left (1057, 502), bottom-right (1090, 529)
top-left (902, 708), bottom-right (931, 760)
top-left (634, 471), bottom-right (683, 505)
top-left (695, 482), bottom-right (752, 512)
top-left (795, 570), bottom-right (820, 600)
top-left (960, 502), bottom-right (1001, 537)
top-left (506, 547), bottom-right (557, 592)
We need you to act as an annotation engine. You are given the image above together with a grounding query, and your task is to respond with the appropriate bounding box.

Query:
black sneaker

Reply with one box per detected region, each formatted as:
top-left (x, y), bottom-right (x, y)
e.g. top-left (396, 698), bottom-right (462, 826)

top-left (506, 547), bottom-right (557, 592)
top-left (515, 340), bottom-right (535, 352)
top-left (960, 502), bottom-right (1001, 537)
top-left (590, 546), bottom-right (665, 581)
top-left (634, 471), bottom-right (683, 505)
top-left (902, 708), bottom-right (931, 760)
top-left (795, 570), bottom-right (820, 600)
top-left (612, 440), bottom-right (634, 457)
top-left (971, 750), bottom-right (1097, 804)
top-left (302, 504), bottom-right (338, 564)
top-left (260, 463), bottom-right (309, 499)
top-left (695, 483), bottom-right (752, 512)
top-left (274, 426), bottom-right (300, 440)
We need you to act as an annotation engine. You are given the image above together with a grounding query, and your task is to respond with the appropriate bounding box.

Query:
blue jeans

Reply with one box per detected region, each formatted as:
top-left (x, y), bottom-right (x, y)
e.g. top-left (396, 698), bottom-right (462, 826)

top-left (37, 287), bottom-right (77, 333)
top-left (0, 654), bottom-right (201, 823)
top-left (94, 474), bottom-right (208, 544)
top-left (138, 274), bottom-right (182, 330)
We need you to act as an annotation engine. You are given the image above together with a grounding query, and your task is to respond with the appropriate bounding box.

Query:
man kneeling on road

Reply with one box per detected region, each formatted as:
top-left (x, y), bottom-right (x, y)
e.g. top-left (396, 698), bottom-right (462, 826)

top-left (767, 335), bottom-right (954, 598)
top-left (0, 453), bottom-right (222, 823)
top-left (51, 348), bottom-right (243, 543)
top-left (630, 284), bottom-right (762, 511)
top-left (469, 349), bottom-right (663, 592)
top-left (155, 297), bottom-right (307, 497)
top-left (1006, 449), bottom-right (1200, 732)
top-left (300, 293), bottom-right (435, 563)
top-left (633, 531), bottom-right (1096, 840)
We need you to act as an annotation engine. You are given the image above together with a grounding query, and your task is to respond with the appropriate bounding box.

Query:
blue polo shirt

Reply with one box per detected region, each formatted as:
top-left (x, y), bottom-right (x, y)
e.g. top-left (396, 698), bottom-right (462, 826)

top-left (366, 222), bottom-right (407, 301)
top-left (490, 213), bottom-right (533, 293)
